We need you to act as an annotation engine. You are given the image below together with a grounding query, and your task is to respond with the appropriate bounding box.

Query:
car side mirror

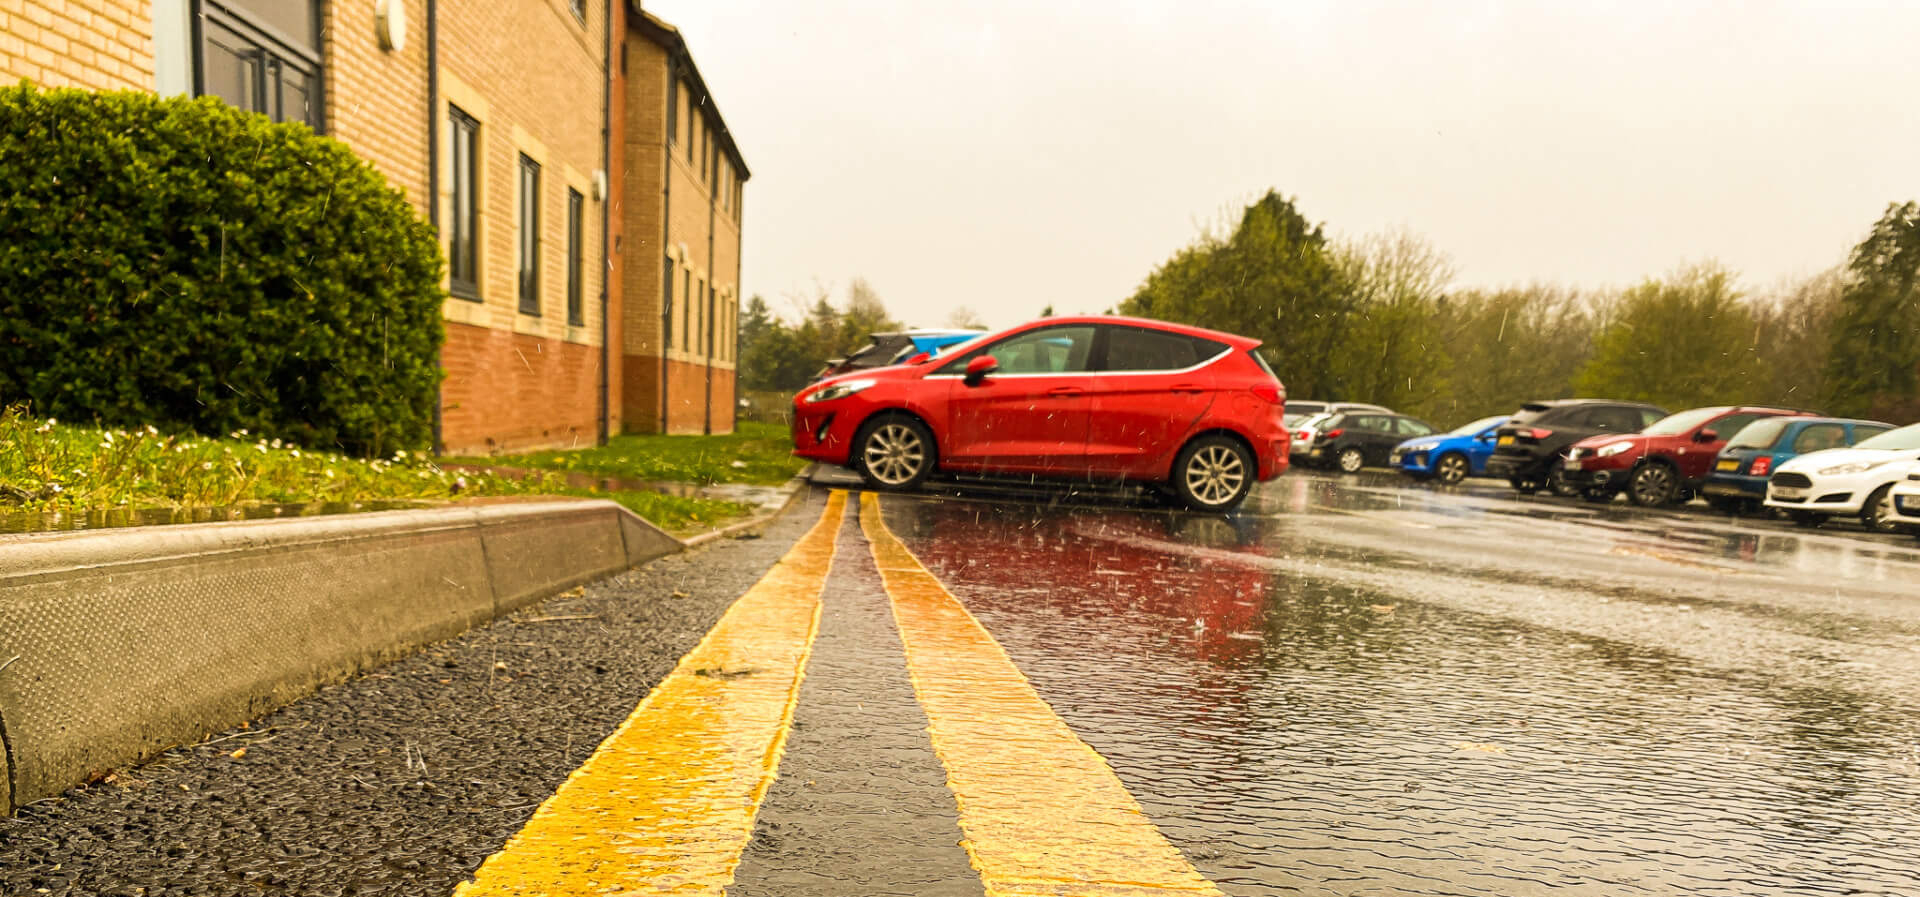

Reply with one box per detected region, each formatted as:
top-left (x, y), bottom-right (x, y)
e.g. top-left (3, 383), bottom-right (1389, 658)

top-left (1695, 428), bottom-right (1718, 443)
top-left (905, 351), bottom-right (931, 365)
top-left (963, 355), bottom-right (998, 385)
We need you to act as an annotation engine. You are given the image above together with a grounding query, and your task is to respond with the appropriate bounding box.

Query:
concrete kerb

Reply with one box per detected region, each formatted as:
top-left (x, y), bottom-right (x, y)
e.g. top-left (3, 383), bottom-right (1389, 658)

top-left (682, 466), bottom-right (815, 550)
top-left (0, 499), bottom-right (684, 814)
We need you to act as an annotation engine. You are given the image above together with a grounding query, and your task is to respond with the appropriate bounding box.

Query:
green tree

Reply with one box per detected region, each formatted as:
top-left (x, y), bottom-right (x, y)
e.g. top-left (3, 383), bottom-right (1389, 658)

top-left (1573, 263), bottom-right (1758, 411)
top-left (1422, 285), bottom-right (1602, 426)
top-left (1327, 229), bottom-right (1455, 419)
top-left (1825, 202), bottom-right (1920, 420)
top-left (1119, 191), bottom-right (1351, 398)
top-left (1750, 268), bottom-right (1844, 411)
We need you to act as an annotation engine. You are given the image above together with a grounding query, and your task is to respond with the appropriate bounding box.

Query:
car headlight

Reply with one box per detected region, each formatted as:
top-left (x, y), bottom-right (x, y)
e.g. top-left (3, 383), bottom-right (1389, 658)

top-left (803, 378), bottom-right (878, 403)
top-left (1407, 442), bottom-right (1437, 452)
top-left (1595, 442), bottom-right (1633, 457)
top-left (1817, 460), bottom-right (1882, 476)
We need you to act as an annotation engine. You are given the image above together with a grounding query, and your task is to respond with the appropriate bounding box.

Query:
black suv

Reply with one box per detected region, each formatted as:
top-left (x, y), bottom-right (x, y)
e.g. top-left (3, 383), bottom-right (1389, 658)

top-left (1305, 411), bottom-right (1436, 473)
top-left (1485, 399), bottom-right (1667, 494)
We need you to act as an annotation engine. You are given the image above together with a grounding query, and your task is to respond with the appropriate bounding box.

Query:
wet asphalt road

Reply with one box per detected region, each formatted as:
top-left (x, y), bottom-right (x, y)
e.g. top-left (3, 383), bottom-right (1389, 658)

top-left (5, 469), bottom-right (1920, 895)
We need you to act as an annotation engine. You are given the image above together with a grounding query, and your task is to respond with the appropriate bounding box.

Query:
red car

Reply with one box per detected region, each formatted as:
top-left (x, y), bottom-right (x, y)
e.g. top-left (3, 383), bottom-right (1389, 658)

top-left (791, 315), bottom-right (1290, 510)
top-left (1559, 405), bottom-right (1815, 506)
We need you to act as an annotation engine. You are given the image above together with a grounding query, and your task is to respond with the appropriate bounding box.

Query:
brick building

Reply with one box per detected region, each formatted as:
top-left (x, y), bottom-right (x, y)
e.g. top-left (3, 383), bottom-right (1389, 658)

top-left (0, 0), bottom-right (745, 450)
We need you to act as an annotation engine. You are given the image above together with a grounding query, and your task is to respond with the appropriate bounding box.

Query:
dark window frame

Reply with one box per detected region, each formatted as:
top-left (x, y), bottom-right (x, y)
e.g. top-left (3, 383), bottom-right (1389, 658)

top-left (662, 256), bottom-right (675, 350)
top-left (195, 0), bottom-right (323, 130)
top-left (517, 154), bottom-right (542, 316)
top-left (569, 0), bottom-right (585, 23)
top-left (565, 187), bottom-right (584, 326)
top-left (447, 105), bottom-right (481, 301)
top-left (666, 76), bottom-right (677, 147)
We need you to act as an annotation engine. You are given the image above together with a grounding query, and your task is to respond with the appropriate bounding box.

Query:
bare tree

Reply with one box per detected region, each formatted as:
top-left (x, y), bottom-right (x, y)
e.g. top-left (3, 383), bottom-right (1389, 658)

top-left (946, 306), bottom-right (988, 330)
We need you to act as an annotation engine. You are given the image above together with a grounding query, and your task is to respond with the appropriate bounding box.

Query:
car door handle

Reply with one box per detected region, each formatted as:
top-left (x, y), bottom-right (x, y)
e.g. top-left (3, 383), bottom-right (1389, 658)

top-left (1047, 386), bottom-right (1084, 397)
top-left (1171, 383), bottom-right (1206, 394)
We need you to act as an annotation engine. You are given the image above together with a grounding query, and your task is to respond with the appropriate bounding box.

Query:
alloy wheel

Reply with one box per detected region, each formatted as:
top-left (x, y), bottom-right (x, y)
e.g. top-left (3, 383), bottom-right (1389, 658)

top-left (1864, 486), bottom-right (1898, 532)
top-left (1338, 448), bottom-right (1365, 474)
top-left (1436, 453), bottom-right (1468, 485)
top-left (862, 422), bottom-right (927, 486)
top-left (1630, 464), bottom-right (1675, 506)
top-left (1184, 445), bottom-right (1247, 507)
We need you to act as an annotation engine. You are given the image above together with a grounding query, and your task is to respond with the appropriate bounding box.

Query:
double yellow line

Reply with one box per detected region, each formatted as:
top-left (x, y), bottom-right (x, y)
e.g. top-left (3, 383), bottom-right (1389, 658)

top-left (457, 490), bottom-right (1221, 897)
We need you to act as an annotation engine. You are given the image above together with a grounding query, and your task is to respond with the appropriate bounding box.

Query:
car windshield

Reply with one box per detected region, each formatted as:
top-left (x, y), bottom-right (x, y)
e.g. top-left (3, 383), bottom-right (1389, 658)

top-left (1854, 423), bottom-right (1920, 451)
top-left (1725, 418), bottom-right (1789, 450)
top-left (1641, 407), bottom-right (1729, 436)
top-left (1447, 415), bottom-right (1506, 437)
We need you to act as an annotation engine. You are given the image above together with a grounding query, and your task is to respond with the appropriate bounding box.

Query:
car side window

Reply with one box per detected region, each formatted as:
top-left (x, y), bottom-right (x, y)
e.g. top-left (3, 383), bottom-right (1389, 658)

top-left (1792, 424), bottom-right (1847, 454)
top-left (1710, 413), bottom-right (1762, 440)
top-left (1354, 415), bottom-right (1391, 433)
top-left (1850, 425), bottom-right (1893, 443)
top-left (1590, 408), bottom-right (1641, 432)
top-left (1100, 326), bottom-right (1226, 372)
top-left (1395, 417), bottom-right (1433, 436)
top-left (936, 326), bottom-right (1095, 376)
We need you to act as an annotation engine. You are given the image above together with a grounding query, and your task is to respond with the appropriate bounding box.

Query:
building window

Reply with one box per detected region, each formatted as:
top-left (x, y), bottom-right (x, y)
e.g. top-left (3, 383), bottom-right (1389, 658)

top-left (569, 0), bottom-right (585, 23)
top-left (517, 154), bottom-right (541, 315)
top-left (699, 120), bottom-right (707, 180)
top-left (566, 188), bottom-right (584, 326)
top-left (196, 0), bottom-right (322, 128)
top-left (682, 270), bottom-right (692, 348)
top-left (662, 256), bottom-right (675, 349)
top-left (447, 106), bottom-right (480, 300)
top-left (666, 77), bottom-right (677, 147)
top-left (687, 101), bottom-right (695, 163)
top-left (706, 282), bottom-right (716, 355)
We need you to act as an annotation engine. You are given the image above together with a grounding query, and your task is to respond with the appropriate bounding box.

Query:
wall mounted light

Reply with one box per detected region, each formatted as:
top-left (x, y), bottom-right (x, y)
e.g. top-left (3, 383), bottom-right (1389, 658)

top-left (591, 169), bottom-right (608, 201)
top-left (376, 0), bottom-right (407, 52)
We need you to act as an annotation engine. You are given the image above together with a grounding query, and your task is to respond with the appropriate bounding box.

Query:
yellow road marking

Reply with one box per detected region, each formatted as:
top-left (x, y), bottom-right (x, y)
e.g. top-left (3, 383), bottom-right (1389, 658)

top-left (455, 490), bottom-right (847, 896)
top-left (860, 492), bottom-right (1225, 897)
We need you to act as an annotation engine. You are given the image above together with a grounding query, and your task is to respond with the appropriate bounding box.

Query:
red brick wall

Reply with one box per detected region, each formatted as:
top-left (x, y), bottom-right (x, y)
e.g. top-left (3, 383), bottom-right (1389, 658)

top-left (622, 353), bottom-right (733, 435)
top-left (442, 321), bottom-right (602, 453)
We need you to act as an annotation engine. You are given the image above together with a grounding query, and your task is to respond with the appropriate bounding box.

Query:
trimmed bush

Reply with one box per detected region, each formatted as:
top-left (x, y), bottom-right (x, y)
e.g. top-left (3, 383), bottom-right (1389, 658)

top-left (0, 84), bottom-right (444, 455)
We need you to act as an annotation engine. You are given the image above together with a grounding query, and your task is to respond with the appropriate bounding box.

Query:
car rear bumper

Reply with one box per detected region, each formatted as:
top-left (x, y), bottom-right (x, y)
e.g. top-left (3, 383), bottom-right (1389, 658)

top-left (1485, 451), bottom-right (1550, 479)
top-left (1701, 474), bottom-right (1767, 499)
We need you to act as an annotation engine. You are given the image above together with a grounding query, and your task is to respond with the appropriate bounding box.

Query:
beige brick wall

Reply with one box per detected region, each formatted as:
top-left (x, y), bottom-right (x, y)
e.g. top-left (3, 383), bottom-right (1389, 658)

top-left (0, 0), bottom-right (155, 91)
top-left (321, 0), bottom-right (431, 214)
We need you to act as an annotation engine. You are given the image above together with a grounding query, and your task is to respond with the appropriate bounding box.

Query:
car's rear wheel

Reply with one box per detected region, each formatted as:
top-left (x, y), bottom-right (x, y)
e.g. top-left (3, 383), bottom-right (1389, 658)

top-left (1862, 484), bottom-right (1900, 533)
top-left (1337, 447), bottom-right (1366, 474)
top-left (1627, 462), bottom-right (1678, 506)
top-left (1434, 452), bottom-right (1469, 486)
top-left (1171, 435), bottom-right (1255, 512)
top-left (853, 415), bottom-right (935, 491)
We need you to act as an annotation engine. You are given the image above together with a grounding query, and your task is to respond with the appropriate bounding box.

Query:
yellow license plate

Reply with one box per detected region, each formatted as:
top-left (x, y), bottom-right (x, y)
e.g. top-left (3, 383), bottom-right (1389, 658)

top-left (1716, 459), bottom-right (1739, 471)
top-left (1497, 435), bottom-right (1514, 446)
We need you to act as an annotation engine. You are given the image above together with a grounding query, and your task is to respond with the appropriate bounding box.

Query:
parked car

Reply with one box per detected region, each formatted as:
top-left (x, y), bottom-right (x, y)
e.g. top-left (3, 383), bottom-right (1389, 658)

top-left (1284, 400), bottom-right (1388, 429)
top-left (813, 328), bottom-right (986, 381)
top-left (1886, 462), bottom-right (1920, 532)
top-left (1762, 422), bottom-right (1920, 532)
top-left (791, 315), bottom-right (1289, 510)
top-left (1700, 416), bottom-right (1894, 513)
top-left (1391, 415), bottom-right (1508, 486)
top-left (1486, 399), bottom-right (1668, 495)
top-left (1301, 411), bottom-right (1436, 473)
top-left (1561, 405), bottom-right (1815, 506)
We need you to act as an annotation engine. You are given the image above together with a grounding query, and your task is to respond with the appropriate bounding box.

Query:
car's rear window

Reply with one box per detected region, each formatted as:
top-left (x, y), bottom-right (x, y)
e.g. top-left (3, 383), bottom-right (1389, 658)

top-left (1643, 407), bottom-right (1729, 436)
top-left (1725, 418), bottom-right (1788, 450)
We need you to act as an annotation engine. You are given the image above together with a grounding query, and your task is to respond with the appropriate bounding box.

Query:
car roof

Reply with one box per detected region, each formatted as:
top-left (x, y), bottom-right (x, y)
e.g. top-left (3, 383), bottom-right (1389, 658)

top-left (1519, 398), bottom-right (1666, 409)
top-left (1040, 314), bottom-right (1262, 349)
top-left (1775, 416), bottom-right (1899, 427)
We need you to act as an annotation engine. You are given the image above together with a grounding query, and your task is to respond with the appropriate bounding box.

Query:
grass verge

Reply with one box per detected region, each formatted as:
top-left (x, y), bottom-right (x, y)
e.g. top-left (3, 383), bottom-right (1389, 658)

top-left (0, 406), bottom-right (751, 536)
top-left (446, 420), bottom-right (804, 486)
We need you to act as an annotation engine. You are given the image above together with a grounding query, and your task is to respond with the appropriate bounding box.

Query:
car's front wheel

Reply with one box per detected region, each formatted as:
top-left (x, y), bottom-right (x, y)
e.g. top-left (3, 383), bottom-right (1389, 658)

top-left (1627, 462), bottom-right (1678, 506)
top-left (1862, 484), bottom-right (1901, 533)
top-left (1171, 435), bottom-right (1255, 512)
top-left (1434, 452), bottom-right (1470, 486)
top-left (853, 415), bottom-right (936, 491)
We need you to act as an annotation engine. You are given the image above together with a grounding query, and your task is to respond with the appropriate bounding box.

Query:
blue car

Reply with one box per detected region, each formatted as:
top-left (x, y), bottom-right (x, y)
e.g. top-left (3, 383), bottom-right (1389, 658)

top-left (1701, 415), bottom-right (1894, 512)
top-left (1391, 415), bottom-right (1509, 486)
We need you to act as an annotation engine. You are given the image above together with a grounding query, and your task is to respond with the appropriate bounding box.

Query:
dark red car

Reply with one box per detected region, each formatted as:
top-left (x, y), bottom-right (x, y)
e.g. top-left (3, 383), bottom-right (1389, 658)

top-left (790, 316), bottom-right (1290, 510)
top-left (1559, 405), bottom-right (1816, 506)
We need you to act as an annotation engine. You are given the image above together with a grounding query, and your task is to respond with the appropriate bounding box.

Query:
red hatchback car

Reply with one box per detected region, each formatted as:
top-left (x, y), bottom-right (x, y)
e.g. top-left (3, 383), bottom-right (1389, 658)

top-left (791, 316), bottom-right (1290, 510)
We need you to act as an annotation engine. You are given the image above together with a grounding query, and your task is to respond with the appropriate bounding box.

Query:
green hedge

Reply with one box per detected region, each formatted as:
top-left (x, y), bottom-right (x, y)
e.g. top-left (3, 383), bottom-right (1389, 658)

top-left (0, 84), bottom-right (444, 454)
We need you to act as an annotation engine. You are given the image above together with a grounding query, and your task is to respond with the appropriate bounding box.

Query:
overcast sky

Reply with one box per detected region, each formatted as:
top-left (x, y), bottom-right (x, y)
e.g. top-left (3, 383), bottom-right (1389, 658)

top-left (645, 0), bottom-right (1920, 330)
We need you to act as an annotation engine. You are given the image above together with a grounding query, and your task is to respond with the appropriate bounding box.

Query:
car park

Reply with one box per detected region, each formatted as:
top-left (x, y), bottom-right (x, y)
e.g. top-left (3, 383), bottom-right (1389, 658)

top-left (1486, 399), bottom-right (1668, 494)
top-left (791, 315), bottom-right (1290, 511)
top-left (1391, 415), bottom-right (1508, 486)
top-left (1302, 411), bottom-right (1436, 473)
top-left (813, 328), bottom-right (986, 381)
top-left (1700, 416), bottom-right (1893, 513)
top-left (1561, 405), bottom-right (1813, 506)
top-left (1288, 403), bottom-right (1392, 456)
top-left (1762, 422), bottom-right (1920, 532)
top-left (1887, 462), bottom-right (1920, 533)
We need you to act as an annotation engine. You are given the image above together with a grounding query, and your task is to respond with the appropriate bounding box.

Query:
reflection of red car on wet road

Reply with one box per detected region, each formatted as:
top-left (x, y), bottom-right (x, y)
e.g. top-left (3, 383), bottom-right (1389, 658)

top-left (791, 316), bottom-right (1289, 511)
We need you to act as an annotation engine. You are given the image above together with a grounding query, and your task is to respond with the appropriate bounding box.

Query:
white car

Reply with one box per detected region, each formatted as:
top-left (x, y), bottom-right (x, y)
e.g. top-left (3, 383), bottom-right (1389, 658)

top-left (1289, 411), bottom-right (1335, 459)
top-left (1763, 422), bottom-right (1920, 532)
top-left (1887, 461), bottom-right (1920, 530)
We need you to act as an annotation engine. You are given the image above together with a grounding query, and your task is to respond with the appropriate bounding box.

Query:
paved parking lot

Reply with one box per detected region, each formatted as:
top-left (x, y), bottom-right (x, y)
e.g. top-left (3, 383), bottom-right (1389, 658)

top-left (5, 469), bottom-right (1918, 896)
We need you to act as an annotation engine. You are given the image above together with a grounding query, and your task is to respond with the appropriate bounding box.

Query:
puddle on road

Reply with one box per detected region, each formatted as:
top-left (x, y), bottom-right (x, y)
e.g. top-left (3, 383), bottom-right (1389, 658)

top-left (883, 489), bottom-right (1920, 897)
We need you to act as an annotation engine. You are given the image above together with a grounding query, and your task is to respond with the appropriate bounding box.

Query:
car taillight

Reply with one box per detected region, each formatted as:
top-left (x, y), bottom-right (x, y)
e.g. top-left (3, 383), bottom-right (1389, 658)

top-left (1528, 428), bottom-right (1553, 440)
top-left (1294, 430), bottom-right (1310, 440)
top-left (1249, 382), bottom-right (1282, 403)
top-left (1324, 429), bottom-right (1345, 439)
top-left (1750, 455), bottom-right (1772, 476)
